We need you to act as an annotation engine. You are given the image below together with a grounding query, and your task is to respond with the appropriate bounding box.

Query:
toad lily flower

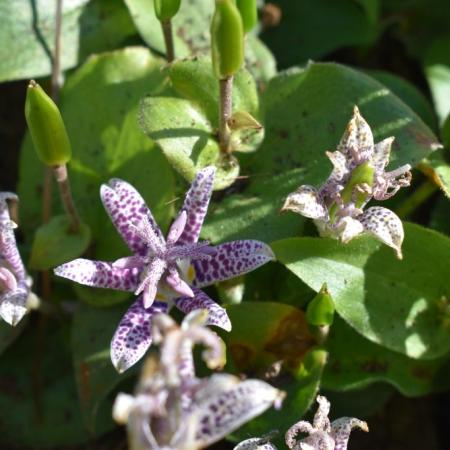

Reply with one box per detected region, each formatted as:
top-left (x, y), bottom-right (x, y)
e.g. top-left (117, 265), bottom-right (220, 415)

top-left (0, 193), bottom-right (33, 326)
top-left (55, 167), bottom-right (274, 372)
top-left (282, 106), bottom-right (411, 259)
top-left (235, 395), bottom-right (367, 450)
top-left (113, 311), bottom-right (285, 450)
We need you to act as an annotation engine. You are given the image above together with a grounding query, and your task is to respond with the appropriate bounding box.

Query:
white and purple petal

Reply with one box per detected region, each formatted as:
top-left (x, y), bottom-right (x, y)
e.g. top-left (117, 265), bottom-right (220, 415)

top-left (192, 375), bottom-right (284, 448)
top-left (111, 298), bottom-right (168, 372)
top-left (54, 258), bottom-right (140, 291)
top-left (177, 167), bottom-right (216, 245)
top-left (0, 282), bottom-right (29, 326)
top-left (100, 178), bottom-right (164, 257)
top-left (372, 137), bottom-right (394, 173)
top-left (234, 436), bottom-right (279, 450)
top-left (282, 186), bottom-right (329, 220)
top-left (331, 417), bottom-right (368, 450)
top-left (175, 288), bottom-right (231, 331)
top-left (359, 206), bottom-right (404, 259)
top-left (193, 240), bottom-right (275, 288)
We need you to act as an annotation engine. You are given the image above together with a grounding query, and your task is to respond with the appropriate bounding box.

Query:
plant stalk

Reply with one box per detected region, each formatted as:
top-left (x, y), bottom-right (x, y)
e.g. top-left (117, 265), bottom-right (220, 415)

top-left (53, 164), bottom-right (81, 232)
top-left (219, 76), bottom-right (233, 153)
top-left (397, 179), bottom-right (438, 219)
top-left (161, 19), bottom-right (175, 62)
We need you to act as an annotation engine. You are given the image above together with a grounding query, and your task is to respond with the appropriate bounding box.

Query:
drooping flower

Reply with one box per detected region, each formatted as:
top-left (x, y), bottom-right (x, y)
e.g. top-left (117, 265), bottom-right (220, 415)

top-left (113, 310), bottom-right (285, 450)
top-left (0, 193), bottom-right (33, 325)
top-left (282, 106), bottom-right (411, 258)
top-left (235, 395), bottom-right (368, 450)
top-left (55, 167), bottom-right (274, 372)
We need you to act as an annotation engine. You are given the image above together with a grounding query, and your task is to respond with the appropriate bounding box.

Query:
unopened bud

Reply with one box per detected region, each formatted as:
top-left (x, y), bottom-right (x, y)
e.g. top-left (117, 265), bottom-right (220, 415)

top-left (306, 284), bottom-right (335, 327)
top-left (211, 0), bottom-right (244, 79)
top-left (154, 0), bottom-right (181, 21)
top-left (236, 0), bottom-right (258, 33)
top-left (25, 80), bottom-right (72, 166)
top-left (341, 161), bottom-right (375, 208)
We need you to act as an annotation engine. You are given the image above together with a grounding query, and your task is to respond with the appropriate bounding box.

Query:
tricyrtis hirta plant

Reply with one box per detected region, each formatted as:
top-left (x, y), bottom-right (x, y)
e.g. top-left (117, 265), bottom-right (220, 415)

top-left (55, 167), bottom-right (274, 372)
top-left (0, 193), bottom-right (34, 326)
top-left (282, 106), bottom-right (412, 258)
top-left (113, 310), bottom-right (284, 450)
top-left (237, 395), bottom-right (368, 450)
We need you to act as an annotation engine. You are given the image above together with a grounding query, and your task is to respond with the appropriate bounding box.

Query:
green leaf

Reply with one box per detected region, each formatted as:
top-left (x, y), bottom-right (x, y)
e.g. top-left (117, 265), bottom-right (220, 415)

top-left (0, 0), bottom-right (136, 82)
top-left (72, 302), bottom-right (136, 429)
top-left (123, 0), bottom-right (276, 83)
top-left (259, 0), bottom-right (378, 68)
top-left (323, 316), bottom-right (450, 396)
top-left (139, 57), bottom-right (262, 189)
top-left (0, 324), bottom-right (111, 447)
top-left (19, 47), bottom-right (175, 305)
top-left (29, 215), bottom-right (91, 270)
top-left (0, 318), bottom-right (28, 356)
top-left (367, 69), bottom-right (438, 132)
top-left (424, 36), bottom-right (450, 125)
top-left (273, 222), bottom-right (450, 360)
top-left (222, 302), bottom-right (324, 445)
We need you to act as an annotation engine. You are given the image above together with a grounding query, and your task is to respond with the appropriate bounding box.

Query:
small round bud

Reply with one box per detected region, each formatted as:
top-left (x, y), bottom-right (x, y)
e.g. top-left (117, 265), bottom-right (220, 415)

top-left (236, 0), bottom-right (258, 33)
top-left (25, 80), bottom-right (72, 166)
top-left (211, 0), bottom-right (245, 79)
top-left (154, 0), bottom-right (181, 22)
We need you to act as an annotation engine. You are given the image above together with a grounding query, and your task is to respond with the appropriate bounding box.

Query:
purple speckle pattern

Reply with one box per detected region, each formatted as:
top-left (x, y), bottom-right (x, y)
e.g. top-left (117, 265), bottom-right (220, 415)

top-left (175, 288), bottom-right (231, 331)
top-left (194, 378), bottom-right (282, 448)
top-left (111, 298), bottom-right (168, 372)
top-left (193, 240), bottom-right (275, 288)
top-left (54, 258), bottom-right (140, 291)
top-left (177, 167), bottom-right (216, 245)
top-left (0, 193), bottom-right (30, 326)
top-left (100, 178), bottom-right (163, 257)
top-left (331, 418), bottom-right (368, 450)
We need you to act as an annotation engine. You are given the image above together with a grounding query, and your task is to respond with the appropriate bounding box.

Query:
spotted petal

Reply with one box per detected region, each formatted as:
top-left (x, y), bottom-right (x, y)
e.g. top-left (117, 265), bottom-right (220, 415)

top-left (359, 207), bottom-right (404, 259)
top-left (193, 240), bottom-right (275, 288)
top-left (192, 374), bottom-right (284, 448)
top-left (54, 258), bottom-right (140, 291)
top-left (175, 288), bottom-right (231, 331)
top-left (0, 193), bottom-right (26, 280)
top-left (234, 437), bottom-right (279, 450)
top-left (331, 417), bottom-right (368, 450)
top-left (337, 106), bottom-right (374, 162)
top-left (177, 167), bottom-right (216, 245)
top-left (282, 186), bottom-right (328, 220)
top-left (373, 137), bottom-right (394, 173)
top-left (111, 298), bottom-right (168, 372)
top-left (0, 282), bottom-right (29, 326)
top-left (100, 178), bottom-right (164, 257)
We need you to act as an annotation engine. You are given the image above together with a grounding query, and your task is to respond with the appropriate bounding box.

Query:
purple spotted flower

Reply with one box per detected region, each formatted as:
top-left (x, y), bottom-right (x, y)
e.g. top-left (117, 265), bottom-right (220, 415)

top-left (55, 167), bottom-right (274, 372)
top-left (0, 193), bottom-right (33, 326)
top-left (113, 311), bottom-right (285, 450)
top-left (282, 106), bottom-right (411, 258)
top-left (236, 395), bottom-right (368, 450)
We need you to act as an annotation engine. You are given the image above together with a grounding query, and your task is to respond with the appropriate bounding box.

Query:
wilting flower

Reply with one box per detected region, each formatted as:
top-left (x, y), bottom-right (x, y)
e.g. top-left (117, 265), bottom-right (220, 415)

top-left (0, 193), bottom-right (33, 326)
top-left (282, 106), bottom-right (411, 258)
top-left (236, 395), bottom-right (367, 450)
top-left (113, 311), bottom-right (285, 450)
top-left (55, 167), bottom-right (274, 371)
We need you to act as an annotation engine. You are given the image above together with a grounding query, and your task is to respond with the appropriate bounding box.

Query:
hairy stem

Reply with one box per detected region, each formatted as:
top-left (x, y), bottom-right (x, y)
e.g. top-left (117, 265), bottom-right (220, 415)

top-left (161, 19), bottom-right (175, 63)
top-left (53, 165), bottom-right (81, 233)
top-left (219, 76), bottom-right (233, 154)
top-left (397, 179), bottom-right (438, 219)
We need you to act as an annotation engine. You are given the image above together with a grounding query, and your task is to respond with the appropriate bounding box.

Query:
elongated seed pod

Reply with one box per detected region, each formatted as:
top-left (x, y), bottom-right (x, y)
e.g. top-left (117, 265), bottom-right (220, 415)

top-left (236, 0), bottom-right (257, 33)
top-left (154, 0), bottom-right (181, 21)
top-left (211, 0), bottom-right (244, 79)
top-left (25, 80), bottom-right (72, 166)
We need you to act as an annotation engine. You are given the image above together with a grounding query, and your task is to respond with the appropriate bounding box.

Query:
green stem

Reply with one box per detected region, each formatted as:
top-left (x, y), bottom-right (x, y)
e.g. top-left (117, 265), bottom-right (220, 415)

top-left (397, 180), bottom-right (438, 219)
top-left (161, 19), bottom-right (175, 62)
top-left (219, 76), bottom-right (233, 154)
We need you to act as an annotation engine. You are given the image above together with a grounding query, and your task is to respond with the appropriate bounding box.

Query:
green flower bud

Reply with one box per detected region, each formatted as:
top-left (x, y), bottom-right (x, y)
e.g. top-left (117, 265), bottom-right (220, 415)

top-left (306, 284), bottom-right (335, 327)
top-left (236, 0), bottom-right (258, 33)
top-left (211, 0), bottom-right (244, 79)
top-left (25, 80), bottom-right (72, 166)
top-left (154, 0), bottom-right (181, 22)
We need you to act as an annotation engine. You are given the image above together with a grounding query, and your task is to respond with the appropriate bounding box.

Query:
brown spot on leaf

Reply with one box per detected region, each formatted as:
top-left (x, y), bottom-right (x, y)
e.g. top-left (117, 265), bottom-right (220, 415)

top-left (229, 343), bottom-right (255, 371)
top-left (361, 359), bottom-right (388, 374)
top-left (78, 362), bottom-right (91, 407)
top-left (411, 365), bottom-right (433, 381)
top-left (264, 310), bottom-right (315, 368)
